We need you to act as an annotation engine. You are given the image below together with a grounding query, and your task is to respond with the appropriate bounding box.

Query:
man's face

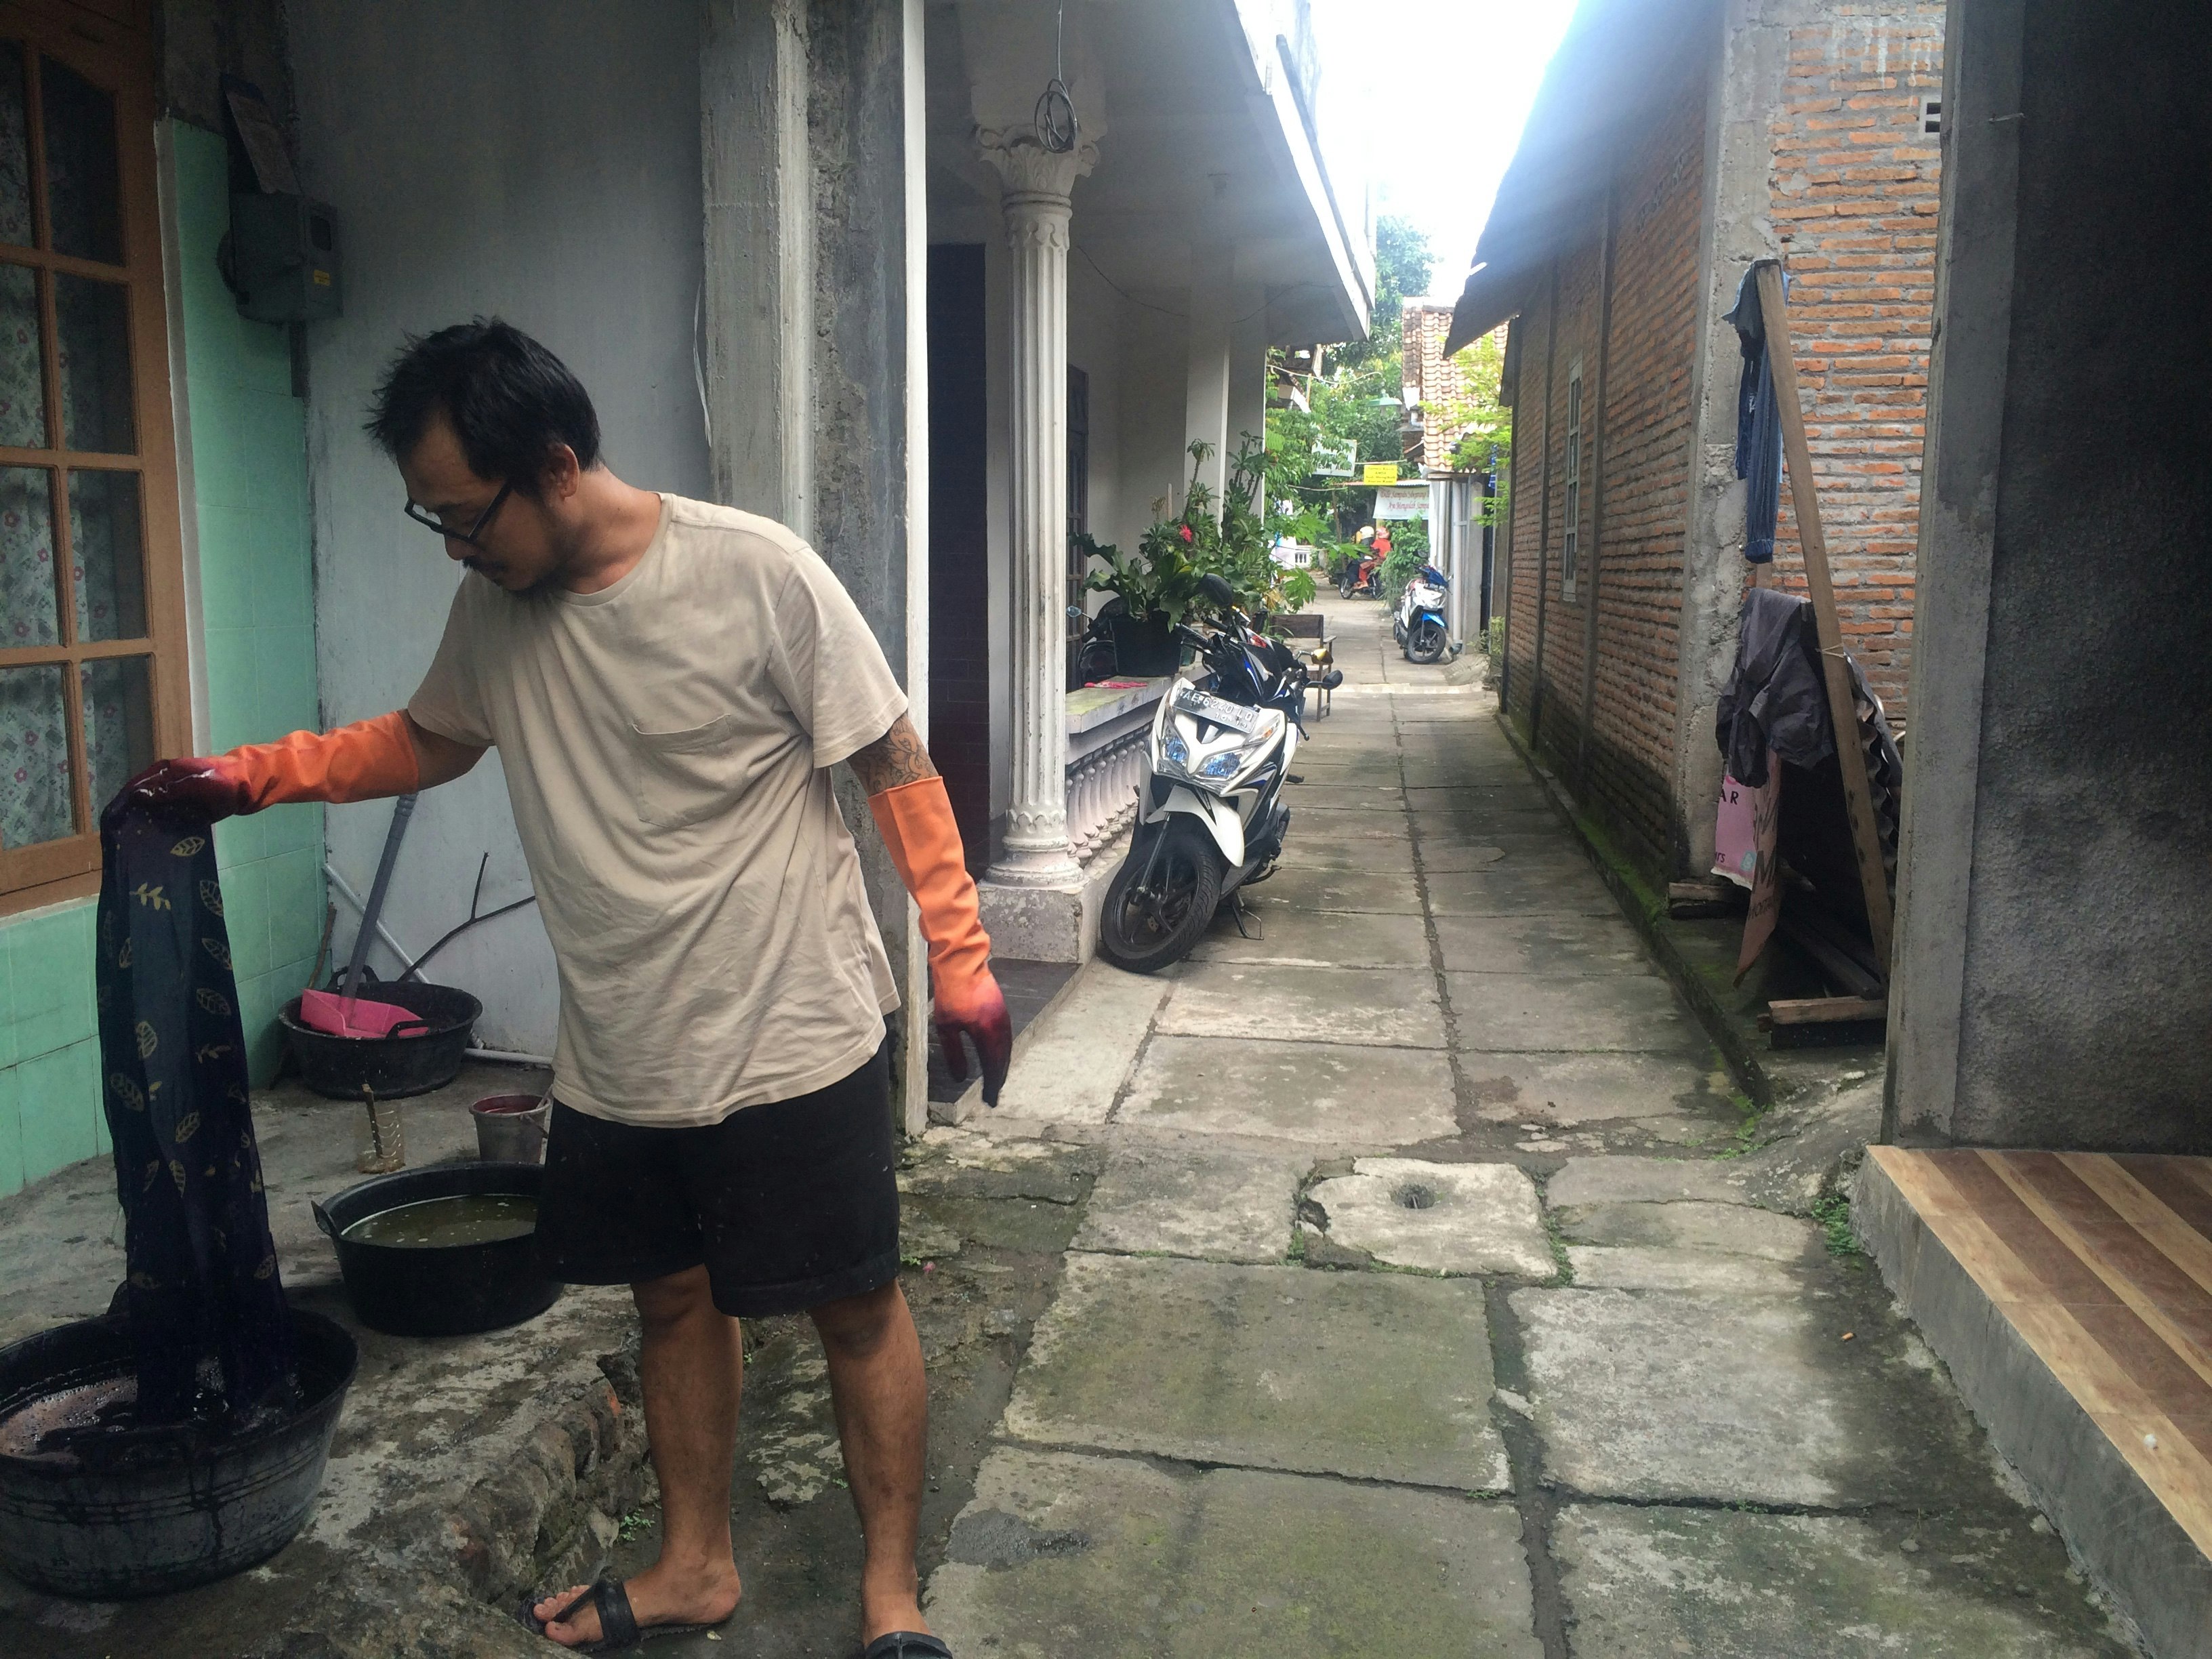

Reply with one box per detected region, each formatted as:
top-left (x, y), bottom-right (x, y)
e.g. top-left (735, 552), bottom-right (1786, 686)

top-left (399, 414), bottom-right (573, 593)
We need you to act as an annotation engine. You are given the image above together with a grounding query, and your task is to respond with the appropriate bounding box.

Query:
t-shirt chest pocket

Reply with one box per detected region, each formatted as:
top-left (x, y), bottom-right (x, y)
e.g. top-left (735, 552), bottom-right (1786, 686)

top-left (626, 710), bottom-right (750, 831)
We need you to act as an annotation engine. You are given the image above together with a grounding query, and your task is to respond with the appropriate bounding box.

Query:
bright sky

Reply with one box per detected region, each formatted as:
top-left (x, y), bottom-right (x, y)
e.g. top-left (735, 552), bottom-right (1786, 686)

top-left (1309, 0), bottom-right (1580, 300)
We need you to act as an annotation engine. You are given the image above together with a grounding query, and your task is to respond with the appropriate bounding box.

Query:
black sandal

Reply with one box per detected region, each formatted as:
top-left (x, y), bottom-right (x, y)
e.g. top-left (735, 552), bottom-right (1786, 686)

top-left (863, 1635), bottom-right (954, 1659)
top-left (518, 1578), bottom-right (728, 1653)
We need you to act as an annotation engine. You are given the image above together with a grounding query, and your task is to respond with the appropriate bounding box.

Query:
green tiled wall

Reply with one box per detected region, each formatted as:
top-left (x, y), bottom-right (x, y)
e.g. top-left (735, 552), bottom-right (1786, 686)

top-left (0, 121), bottom-right (321, 1196)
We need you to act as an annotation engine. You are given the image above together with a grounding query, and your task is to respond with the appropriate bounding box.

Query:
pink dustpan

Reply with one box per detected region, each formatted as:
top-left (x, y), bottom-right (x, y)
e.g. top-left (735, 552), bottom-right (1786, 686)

top-left (300, 987), bottom-right (430, 1040)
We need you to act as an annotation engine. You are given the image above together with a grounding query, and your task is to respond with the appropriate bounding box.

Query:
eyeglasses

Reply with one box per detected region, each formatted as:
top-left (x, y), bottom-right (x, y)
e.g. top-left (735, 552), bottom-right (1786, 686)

top-left (403, 480), bottom-right (513, 548)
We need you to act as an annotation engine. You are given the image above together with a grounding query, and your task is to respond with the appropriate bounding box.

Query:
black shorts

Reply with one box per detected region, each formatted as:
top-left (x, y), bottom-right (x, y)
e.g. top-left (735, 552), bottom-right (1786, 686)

top-left (535, 1044), bottom-right (899, 1318)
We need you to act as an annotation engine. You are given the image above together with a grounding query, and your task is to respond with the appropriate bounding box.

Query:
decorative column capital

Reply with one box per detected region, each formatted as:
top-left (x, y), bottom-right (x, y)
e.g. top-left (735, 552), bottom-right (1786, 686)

top-left (976, 125), bottom-right (1098, 209)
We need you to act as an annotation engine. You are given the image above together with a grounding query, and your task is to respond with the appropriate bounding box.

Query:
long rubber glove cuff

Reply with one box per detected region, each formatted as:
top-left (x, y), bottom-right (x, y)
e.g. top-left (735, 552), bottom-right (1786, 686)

top-left (868, 775), bottom-right (1012, 1106)
top-left (112, 712), bottom-right (422, 826)
top-left (218, 711), bottom-right (422, 812)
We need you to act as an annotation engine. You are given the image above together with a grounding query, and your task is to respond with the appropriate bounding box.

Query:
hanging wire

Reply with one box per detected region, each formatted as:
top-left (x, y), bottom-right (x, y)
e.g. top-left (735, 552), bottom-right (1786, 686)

top-left (1036, 2), bottom-right (1078, 152)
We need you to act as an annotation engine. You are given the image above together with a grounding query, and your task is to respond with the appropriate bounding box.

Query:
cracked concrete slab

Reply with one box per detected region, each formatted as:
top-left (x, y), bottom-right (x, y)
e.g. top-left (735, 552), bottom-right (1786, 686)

top-left (1551, 1503), bottom-right (2127, 1658)
top-left (1160, 962), bottom-right (1447, 1048)
top-left (1071, 1143), bottom-right (1305, 1263)
top-left (1423, 869), bottom-right (1626, 917)
top-left (1008, 1255), bottom-right (1509, 1490)
top-left (1190, 905), bottom-right (1432, 968)
top-left (1235, 864), bottom-right (1425, 914)
top-left (1462, 1054), bottom-right (1735, 1135)
top-left (987, 961), bottom-right (1169, 1124)
top-left (1450, 974), bottom-right (1704, 1053)
top-left (1546, 1154), bottom-right (1755, 1208)
top-left (927, 1448), bottom-right (1542, 1658)
top-left (1564, 1246), bottom-right (1804, 1294)
top-left (1304, 1158), bottom-right (1554, 1277)
top-left (1433, 912), bottom-right (1652, 975)
top-left (1115, 1036), bottom-right (1458, 1144)
top-left (1553, 1200), bottom-right (1819, 1262)
top-left (1513, 1289), bottom-right (1880, 1507)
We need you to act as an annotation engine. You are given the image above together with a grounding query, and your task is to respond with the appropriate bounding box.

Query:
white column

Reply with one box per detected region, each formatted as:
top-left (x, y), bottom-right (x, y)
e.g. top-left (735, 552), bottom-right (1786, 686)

top-left (1183, 243), bottom-right (1235, 514)
top-left (979, 128), bottom-right (1096, 888)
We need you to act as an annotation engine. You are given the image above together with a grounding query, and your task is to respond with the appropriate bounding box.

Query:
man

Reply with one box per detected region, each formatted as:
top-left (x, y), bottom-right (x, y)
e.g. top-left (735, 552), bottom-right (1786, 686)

top-left (121, 321), bottom-right (1006, 1657)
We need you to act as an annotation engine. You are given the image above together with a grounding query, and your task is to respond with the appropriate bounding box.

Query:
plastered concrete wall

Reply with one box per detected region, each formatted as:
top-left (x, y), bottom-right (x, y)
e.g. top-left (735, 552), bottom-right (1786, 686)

top-left (1895, 0), bottom-right (2212, 1151)
top-left (287, 0), bottom-right (710, 1054)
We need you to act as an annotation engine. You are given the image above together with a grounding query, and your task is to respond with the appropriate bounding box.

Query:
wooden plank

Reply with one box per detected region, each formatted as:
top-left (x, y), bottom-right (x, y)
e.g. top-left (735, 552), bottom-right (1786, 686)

top-left (1753, 261), bottom-right (1895, 972)
top-left (1777, 912), bottom-right (1885, 998)
top-left (1983, 1153), bottom-right (2212, 1391)
top-left (1766, 994), bottom-right (1886, 1026)
top-left (2064, 1155), bottom-right (2212, 1304)
top-left (1895, 1151), bottom-right (2212, 1554)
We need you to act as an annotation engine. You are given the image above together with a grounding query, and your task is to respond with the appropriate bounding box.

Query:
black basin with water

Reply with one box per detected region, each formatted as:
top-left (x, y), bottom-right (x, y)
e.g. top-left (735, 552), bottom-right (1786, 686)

top-left (313, 1161), bottom-right (560, 1338)
top-left (278, 979), bottom-right (482, 1101)
top-left (0, 1309), bottom-right (356, 1599)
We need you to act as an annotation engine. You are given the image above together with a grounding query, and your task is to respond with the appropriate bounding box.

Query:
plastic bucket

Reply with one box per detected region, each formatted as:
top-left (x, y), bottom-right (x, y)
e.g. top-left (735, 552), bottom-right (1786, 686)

top-left (470, 1094), bottom-right (550, 1164)
top-left (312, 1162), bottom-right (559, 1338)
top-left (0, 1309), bottom-right (357, 1599)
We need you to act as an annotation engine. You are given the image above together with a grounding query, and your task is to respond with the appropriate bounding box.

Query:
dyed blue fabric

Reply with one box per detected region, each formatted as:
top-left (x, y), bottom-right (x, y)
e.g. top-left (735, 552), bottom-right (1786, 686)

top-left (1723, 263), bottom-right (1786, 565)
top-left (96, 802), bottom-right (293, 1424)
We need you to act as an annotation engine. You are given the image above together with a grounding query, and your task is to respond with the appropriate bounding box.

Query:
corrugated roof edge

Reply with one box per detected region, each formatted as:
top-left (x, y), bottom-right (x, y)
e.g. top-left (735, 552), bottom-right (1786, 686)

top-left (1441, 0), bottom-right (1716, 354)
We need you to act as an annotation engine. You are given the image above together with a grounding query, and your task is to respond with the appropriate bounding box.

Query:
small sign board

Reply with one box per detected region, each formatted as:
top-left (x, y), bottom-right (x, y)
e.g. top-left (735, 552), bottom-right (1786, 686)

top-left (1313, 439), bottom-right (1358, 479)
top-left (1373, 484), bottom-right (1428, 520)
top-left (1361, 462), bottom-right (1401, 486)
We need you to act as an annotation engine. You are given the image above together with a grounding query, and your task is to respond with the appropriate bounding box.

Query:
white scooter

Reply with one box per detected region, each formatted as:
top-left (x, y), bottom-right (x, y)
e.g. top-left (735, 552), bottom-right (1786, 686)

top-left (1097, 575), bottom-right (1334, 972)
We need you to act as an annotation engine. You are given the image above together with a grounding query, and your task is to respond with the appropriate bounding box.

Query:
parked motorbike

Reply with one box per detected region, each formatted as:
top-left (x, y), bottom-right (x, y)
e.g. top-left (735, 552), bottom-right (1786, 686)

top-left (1393, 562), bottom-right (1452, 665)
top-left (1098, 575), bottom-right (1343, 973)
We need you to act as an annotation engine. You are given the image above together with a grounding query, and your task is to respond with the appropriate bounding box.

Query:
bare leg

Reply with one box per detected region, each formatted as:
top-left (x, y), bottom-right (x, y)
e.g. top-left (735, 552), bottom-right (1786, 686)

top-left (537, 1265), bottom-right (745, 1647)
top-left (812, 1279), bottom-right (930, 1642)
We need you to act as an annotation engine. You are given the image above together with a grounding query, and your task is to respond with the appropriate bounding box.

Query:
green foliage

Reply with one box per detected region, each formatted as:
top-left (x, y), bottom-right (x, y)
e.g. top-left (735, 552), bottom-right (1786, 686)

top-left (1811, 1187), bottom-right (1865, 1258)
top-left (1083, 436), bottom-right (1317, 626)
top-left (1335, 215), bottom-right (1433, 374)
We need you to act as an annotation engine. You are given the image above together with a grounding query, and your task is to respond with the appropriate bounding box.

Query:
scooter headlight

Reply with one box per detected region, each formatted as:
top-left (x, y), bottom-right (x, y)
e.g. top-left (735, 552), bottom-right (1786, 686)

top-left (1163, 733), bottom-right (1191, 767)
top-left (1197, 751), bottom-right (1242, 780)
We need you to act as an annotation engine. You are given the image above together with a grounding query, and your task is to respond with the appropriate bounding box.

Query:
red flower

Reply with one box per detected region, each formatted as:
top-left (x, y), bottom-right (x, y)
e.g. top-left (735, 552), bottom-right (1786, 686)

top-left (1179, 525), bottom-right (1193, 543)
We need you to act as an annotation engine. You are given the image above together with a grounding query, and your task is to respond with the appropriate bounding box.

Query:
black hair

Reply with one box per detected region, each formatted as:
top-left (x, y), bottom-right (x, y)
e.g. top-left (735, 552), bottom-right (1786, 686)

top-left (365, 318), bottom-right (601, 492)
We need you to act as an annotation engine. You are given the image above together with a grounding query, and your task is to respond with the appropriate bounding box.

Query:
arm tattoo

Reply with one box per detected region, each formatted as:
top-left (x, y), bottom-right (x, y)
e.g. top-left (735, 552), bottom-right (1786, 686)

top-left (847, 714), bottom-right (939, 794)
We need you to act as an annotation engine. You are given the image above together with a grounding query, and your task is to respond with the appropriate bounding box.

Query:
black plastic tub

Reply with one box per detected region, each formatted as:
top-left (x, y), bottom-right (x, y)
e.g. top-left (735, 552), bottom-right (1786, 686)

top-left (312, 1162), bottom-right (560, 1338)
top-left (0, 1309), bottom-right (356, 1599)
top-left (278, 979), bottom-right (481, 1100)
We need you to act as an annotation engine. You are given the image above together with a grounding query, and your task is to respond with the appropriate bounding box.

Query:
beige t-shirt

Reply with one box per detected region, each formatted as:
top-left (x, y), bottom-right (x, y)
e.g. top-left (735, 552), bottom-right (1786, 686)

top-left (408, 494), bottom-right (906, 1126)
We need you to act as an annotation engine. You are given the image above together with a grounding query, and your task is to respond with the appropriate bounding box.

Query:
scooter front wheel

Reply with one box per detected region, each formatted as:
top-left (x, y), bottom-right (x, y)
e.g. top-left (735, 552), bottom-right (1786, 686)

top-left (1409, 616), bottom-right (1448, 664)
top-left (1098, 819), bottom-right (1225, 975)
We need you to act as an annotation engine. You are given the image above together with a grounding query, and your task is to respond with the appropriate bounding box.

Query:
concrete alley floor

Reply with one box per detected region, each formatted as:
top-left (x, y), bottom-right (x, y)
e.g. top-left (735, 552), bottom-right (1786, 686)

top-left (0, 601), bottom-right (2151, 1658)
top-left (906, 600), bottom-right (2143, 1658)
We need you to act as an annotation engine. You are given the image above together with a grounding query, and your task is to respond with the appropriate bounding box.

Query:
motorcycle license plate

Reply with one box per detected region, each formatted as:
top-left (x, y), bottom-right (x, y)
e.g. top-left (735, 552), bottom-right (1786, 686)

top-left (1174, 687), bottom-right (1263, 734)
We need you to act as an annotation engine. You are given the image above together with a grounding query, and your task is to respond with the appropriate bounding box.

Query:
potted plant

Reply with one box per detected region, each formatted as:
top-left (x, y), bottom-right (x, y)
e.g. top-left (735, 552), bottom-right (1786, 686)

top-left (1078, 529), bottom-right (1204, 677)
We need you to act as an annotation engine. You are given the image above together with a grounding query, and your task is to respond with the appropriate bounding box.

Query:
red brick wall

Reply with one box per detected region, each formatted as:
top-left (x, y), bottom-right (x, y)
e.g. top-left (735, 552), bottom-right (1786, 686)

top-left (1765, 5), bottom-right (1944, 720)
top-left (1584, 78), bottom-right (1707, 860)
top-left (1502, 78), bottom-right (1704, 869)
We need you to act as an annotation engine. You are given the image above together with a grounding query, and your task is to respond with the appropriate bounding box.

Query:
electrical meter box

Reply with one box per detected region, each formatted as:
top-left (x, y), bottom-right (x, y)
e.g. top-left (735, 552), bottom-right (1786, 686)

top-left (229, 193), bottom-right (341, 323)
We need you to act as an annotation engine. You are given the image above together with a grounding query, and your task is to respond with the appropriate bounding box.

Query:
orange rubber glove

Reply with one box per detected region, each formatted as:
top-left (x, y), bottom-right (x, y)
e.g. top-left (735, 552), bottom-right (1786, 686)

top-left (114, 712), bottom-right (422, 824)
top-left (868, 776), bottom-right (1013, 1107)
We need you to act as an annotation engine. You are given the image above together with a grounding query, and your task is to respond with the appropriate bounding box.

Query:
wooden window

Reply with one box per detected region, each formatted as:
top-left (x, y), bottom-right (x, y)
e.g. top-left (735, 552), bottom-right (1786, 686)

top-left (1561, 355), bottom-right (1583, 602)
top-left (0, 1), bottom-right (183, 914)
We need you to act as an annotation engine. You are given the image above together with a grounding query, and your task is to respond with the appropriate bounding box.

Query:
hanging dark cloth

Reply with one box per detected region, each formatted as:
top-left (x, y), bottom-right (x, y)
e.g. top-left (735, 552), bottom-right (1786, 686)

top-left (1715, 588), bottom-right (1905, 925)
top-left (1723, 263), bottom-right (1786, 565)
top-left (95, 800), bottom-right (293, 1425)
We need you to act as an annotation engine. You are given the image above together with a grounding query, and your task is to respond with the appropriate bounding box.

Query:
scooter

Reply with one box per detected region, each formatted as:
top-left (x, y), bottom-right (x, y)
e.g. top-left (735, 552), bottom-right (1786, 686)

top-left (1394, 562), bottom-right (1452, 665)
top-left (1098, 574), bottom-right (1340, 973)
top-left (1337, 553), bottom-right (1384, 599)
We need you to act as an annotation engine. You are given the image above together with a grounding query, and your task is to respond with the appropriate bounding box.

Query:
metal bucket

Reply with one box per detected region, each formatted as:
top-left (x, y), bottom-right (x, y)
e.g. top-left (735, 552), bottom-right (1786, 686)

top-left (470, 1094), bottom-right (550, 1164)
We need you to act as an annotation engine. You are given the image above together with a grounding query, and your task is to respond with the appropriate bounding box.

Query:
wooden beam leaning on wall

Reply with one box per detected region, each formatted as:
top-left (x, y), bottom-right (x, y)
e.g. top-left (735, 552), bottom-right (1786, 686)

top-left (1753, 260), bottom-right (1897, 975)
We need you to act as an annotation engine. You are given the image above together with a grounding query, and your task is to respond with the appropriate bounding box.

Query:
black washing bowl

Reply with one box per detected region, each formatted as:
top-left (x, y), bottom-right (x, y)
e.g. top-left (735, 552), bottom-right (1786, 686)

top-left (313, 1161), bottom-right (560, 1338)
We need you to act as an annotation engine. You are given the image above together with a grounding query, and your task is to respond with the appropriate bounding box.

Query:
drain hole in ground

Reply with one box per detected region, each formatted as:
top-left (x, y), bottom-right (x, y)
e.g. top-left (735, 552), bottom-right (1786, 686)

top-left (1395, 1183), bottom-right (1437, 1211)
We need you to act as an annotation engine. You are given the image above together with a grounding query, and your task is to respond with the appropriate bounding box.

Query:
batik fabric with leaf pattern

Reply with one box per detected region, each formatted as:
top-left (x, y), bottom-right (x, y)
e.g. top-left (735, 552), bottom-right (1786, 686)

top-left (96, 799), bottom-right (294, 1423)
